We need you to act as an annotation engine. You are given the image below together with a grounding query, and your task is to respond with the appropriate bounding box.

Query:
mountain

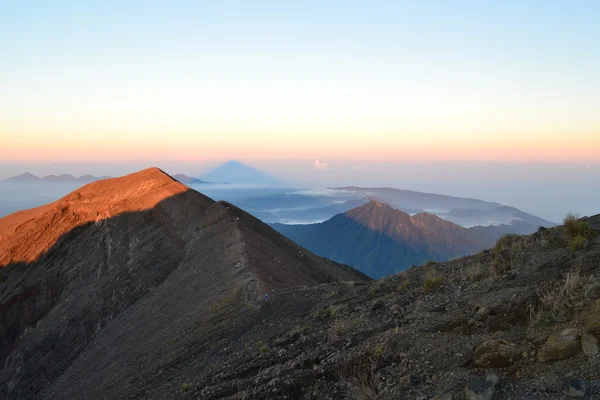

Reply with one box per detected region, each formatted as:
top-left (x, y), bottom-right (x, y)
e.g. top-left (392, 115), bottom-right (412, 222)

top-left (172, 173), bottom-right (211, 184)
top-left (335, 186), bottom-right (501, 212)
top-left (272, 200), bottom-right (488, 278)
top-left (0, 171), bottom-right (598, 399)
top-left (0, 168), bottom-right (367, 399)
top-left (201, 160), bottom-right (282, 185)
top-left (4, 172), bottom-right (40, 182)
top-left (443, 205), bottom-right (554, 228)
top-left (3, 173), bottom-right (109, 183)
top-left (333, 186), bottom-right (555, 228)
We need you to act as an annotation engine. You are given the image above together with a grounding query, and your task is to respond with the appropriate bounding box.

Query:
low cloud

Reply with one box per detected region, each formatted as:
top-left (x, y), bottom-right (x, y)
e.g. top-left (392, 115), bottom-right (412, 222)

top-left (313, 160), bottom-right (329, 170)
top-left (289, 188), bottom-right (354, 197)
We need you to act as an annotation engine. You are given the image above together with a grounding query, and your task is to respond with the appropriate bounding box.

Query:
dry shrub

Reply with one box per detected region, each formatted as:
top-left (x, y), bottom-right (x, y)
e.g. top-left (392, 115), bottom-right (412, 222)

top-left (530, 268), bottom-right (582, 326)
top-left (423, 269), bottom-right (444, 292)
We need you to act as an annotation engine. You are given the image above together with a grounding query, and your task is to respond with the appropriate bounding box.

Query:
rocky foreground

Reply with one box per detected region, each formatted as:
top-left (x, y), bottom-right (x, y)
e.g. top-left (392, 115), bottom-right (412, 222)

top-left (193, 216), bottom-right (600, 399)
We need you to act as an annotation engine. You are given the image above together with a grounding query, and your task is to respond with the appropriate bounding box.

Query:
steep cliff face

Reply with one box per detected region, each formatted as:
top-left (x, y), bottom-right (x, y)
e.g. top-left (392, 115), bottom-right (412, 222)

top-left (0, 169), bottom-right (367, 399)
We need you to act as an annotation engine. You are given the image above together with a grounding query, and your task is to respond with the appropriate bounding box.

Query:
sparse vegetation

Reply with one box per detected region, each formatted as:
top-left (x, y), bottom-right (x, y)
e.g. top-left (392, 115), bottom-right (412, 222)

top-left (563, 213), bottom-right (597, 251)
top-left (423, 269), bottom-right (444, 292)
top-left (530, 268), bottom-right (582, 326)
top-left (328, 318), bottom-right (352, 338)
top-left (564, 213), bottom-right (597, 240)
top-left (466, 263), bottom-right (483, 281)
top-left (423, 260), bottom-right (438, 267)
top-left (373, 346), bottom-right (384, 360)
top-left (256, 340), bottom-right (269, 354)
top-left (311, 304), bottom-right (348, 320)
top-left (329, 304), bottom-right (348, 318)
top-left (570, 235), bottom-right (588, 251)
top-left (490, 233), bottom-right (527, 275)
top-left (344, 367), bottom-right (392, 400)
top-left (181, 382), bottom-right (190, 392)
top-left (491, 255), bottom-right (511, 276)
top-left (494, 233), bottom-right (525, 252)
top-left (396, 279), bottom-right (410, 292)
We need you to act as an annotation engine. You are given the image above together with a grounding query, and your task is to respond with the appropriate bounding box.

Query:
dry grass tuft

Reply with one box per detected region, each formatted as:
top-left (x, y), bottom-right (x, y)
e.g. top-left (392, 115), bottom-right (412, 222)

top-left (423, 269), bottom-right (444, 292)
top-left (530, 267), bottom-right (582, 326)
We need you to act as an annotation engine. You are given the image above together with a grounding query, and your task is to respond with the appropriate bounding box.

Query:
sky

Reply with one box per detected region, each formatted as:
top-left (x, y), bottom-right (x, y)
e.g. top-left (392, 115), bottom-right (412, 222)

top-left (0, 1), bottom-right (599, 220)
top-left (1, 1), bottom-right (599, 163)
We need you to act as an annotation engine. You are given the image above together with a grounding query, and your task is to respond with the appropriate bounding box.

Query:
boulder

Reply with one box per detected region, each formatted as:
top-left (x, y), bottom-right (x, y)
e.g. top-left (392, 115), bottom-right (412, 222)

top-left (564, 378), bottom-right (586, 398)
top-left (584, 299), bottom-right (600, 335)
top-left (581, 333), bottom-right (598, 357)
top-left (538, 328), bottom-right (580, 362)
top-left (474, 307), bottom-right (489, 321)
top-left (464, 375), bottom-right (499, 400)
top-left (474, 339), bottom-right (523, 368)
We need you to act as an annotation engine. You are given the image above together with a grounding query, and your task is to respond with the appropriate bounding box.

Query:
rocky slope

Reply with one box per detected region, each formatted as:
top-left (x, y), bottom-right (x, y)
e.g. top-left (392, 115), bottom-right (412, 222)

top-left (185, 215), bottom-right (600, 399)
top-left (0, 168), bottom-right (366, 400)
top-left (272, 201), bottom-right (488, 278)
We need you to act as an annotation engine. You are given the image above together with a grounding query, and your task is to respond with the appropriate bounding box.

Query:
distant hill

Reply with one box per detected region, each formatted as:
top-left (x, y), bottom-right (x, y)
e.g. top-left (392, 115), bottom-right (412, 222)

top-left (3, 173), bottom-right (109, 183)
top-left (272, 200), bottom-right (488, 278)
top-left (4, 172), bottom-right (41, 182)
top-left (333, 186), bottom-right (555, 227)
top-left (171, 174), bottom-right (212, 184)
top-left (201, 160), bottom-right (282, 185)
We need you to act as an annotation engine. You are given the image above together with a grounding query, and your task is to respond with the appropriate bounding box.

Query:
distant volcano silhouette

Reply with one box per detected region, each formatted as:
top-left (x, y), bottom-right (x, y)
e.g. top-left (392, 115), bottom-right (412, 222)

top-left (201, 160), bottom-right (282, 185)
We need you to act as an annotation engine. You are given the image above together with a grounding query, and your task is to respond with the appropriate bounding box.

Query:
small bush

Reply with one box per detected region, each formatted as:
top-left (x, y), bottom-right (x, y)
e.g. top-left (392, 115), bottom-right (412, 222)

top-left (570, 235), bottom-right (588, 251)
top-left (491, 255), bottom-right (511, 276)
top-left (256, 340), bottom-right (269, 354)
top-left (424, 260), bottom-right (438, 267)
top-left (396, 279), bottom-right (410, 292)
top-left (423, 269), bottom-right (444, 292)
top-left (329, 304), bottom-right (348, 318)
top-left (494, 233), bottom-right (524, 253)
top-left (563, 213), bottom-right (597, 240)
top-left (181, 382), bottom-right (190, 392)
top-left (530, 269), bottom-right (582, 326)
top-left (373, 346), bottom-right (384, 360)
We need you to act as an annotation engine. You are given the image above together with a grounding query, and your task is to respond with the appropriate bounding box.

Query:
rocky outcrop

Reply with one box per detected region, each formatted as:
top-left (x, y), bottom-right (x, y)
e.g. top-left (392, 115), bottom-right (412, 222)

top-left (537, 328), bottom-right (580, 362)
top-left (474, 339), bottom-right (523, 368)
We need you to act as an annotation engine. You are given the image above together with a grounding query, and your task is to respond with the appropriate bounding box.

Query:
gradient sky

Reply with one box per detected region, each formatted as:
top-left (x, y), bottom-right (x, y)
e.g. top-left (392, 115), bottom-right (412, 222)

top-left (1, 1), bottom-right (599, 164)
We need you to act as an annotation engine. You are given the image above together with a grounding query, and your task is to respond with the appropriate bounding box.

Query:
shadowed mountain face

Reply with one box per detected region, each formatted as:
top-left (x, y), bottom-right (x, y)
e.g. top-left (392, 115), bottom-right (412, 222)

top-left (0, 169), bottom-right (366, 399)
top-left (272, 201), bottom-right (487, 278)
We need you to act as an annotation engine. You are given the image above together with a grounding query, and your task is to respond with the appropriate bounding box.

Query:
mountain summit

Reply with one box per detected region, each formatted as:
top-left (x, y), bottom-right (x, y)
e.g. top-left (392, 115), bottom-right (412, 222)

top-left (201, 160), bottom-right (282, 185)
top-left (272, 200), bottom-right (487, 278)
top-left (0, 168), bottom-right (365, 399)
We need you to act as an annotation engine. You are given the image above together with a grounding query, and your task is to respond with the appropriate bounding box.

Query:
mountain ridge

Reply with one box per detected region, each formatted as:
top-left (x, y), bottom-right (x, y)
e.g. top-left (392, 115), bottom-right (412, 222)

top-left (272, 200), bottom-right (487, 278)
top-left (0, 168), bottom-right (366, 399)
top-left (3, 172), bottom-right (110, 183)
